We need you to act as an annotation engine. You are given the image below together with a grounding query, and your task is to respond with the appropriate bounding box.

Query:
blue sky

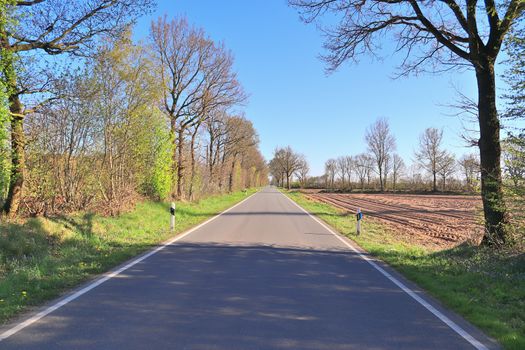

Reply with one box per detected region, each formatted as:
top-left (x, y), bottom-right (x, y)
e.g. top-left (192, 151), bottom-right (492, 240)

top-left (134, 0), bottom-right (507, 176)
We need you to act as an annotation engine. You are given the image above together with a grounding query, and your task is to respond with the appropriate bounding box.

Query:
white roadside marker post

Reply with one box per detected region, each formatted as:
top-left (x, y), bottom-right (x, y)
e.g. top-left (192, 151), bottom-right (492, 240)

top-left (356, 208), bottom-right (363, 235)
top-left (170, 202), bottom-right (176, 232)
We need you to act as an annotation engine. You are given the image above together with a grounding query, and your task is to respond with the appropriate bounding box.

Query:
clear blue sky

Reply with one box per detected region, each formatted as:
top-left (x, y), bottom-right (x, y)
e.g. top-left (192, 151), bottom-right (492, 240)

top-left (134, 0), bottom-right (509, 176)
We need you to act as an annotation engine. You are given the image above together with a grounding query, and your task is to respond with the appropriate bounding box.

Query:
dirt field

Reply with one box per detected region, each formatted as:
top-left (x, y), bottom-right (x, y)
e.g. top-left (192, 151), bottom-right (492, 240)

top-left (305, 191), bottom-right (484, 249)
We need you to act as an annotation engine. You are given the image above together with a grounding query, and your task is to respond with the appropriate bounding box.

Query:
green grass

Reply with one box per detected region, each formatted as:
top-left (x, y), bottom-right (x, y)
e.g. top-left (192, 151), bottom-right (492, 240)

top-left (0, 189), bottom-right (257, 324)
top-left (285, 190), bottom-right (525, 350)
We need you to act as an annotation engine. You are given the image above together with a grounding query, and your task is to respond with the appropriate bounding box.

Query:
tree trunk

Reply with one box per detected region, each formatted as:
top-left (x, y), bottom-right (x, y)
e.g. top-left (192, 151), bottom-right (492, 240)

top-left (176, 128), bottom-right (185, 200)
top-left (393, 176), bottom-right (396, 192)
top-left (228, 155), bottom-right (236, 193)
top-left (3, 95), bottom-right (25, 217)
top-left (379, 166), bottom-right (384, 192)
top-left (188, 130), bottom-right (198, 201)
top-left (1, 31), bottom-right (25, 218)
top-left (475, 60), bottom-right (508, 245)
top-left (432, 171), bottom-right (437, 192)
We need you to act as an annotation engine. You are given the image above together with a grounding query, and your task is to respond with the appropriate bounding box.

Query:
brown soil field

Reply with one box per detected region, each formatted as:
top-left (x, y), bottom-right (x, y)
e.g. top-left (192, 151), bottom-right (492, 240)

top-left (305, 192), bottom-right (484, 249)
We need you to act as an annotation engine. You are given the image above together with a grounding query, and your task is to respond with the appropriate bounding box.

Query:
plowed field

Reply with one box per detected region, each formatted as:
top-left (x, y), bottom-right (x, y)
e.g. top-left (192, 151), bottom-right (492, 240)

top-left (306, 192), bottom-right (484, 249)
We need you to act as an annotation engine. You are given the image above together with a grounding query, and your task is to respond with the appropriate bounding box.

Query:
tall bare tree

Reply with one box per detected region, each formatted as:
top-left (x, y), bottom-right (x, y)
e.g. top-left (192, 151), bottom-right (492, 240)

top-left (325, 158), bottom-right (337, 190)
top-left (415, 127), bottom-right (446, 192)
top-left (458, 153), bottom-right (480, 191)
top-left (438, 152), bottom-right (457, 191)
top-left (365, 118), bottom-right (396, 192)
top-left (290, 0), bottom-right (525, 244)
top-left (0, 0), bottom-right (153, 217)
top-left (354, 153), bottom-right (371, 190)
top-left (336, 155), bottom-right (353, 189)
top-left (150, 17), bottom-right (207, 199)
top-left (150, 16), bottom-right (244, 199)
top-left (392, 153), bottom-right (405, 192)
top-left (295, 156), bottom-right (309, 188)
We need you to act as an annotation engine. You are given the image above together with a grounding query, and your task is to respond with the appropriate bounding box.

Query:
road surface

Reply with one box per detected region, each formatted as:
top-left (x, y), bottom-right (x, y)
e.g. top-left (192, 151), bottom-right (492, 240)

top-left (0, 187), bottom-right (497, 349)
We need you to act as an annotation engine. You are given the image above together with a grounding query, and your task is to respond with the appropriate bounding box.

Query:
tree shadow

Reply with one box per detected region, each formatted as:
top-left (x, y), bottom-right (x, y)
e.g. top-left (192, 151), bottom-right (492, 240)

top-left (51, 213), bottom-right (96, 238)
top-left (0, 242), bottom-right (483, 350)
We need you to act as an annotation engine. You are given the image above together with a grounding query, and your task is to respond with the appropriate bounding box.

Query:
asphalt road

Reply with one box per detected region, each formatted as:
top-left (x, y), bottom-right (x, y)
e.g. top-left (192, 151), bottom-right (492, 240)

top-left (0, 187), bottom-right (498, 349)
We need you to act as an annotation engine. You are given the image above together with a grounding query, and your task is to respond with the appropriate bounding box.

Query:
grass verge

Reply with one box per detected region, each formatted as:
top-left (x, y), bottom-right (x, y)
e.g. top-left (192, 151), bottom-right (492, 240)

top-left (0, 189), bottom-right (257, 324)
top-left (285, 190), bottom-right (524, 350)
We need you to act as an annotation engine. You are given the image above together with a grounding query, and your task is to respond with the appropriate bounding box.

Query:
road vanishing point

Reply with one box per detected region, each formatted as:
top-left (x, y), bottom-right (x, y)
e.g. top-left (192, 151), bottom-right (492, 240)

top-left (0, 187), bottom-right (498, 349)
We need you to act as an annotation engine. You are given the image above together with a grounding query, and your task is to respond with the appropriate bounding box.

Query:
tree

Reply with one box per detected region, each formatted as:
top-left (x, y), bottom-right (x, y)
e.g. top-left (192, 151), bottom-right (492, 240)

top-left (223, 116), bottom-right (258, 193)
top-left (365, 118), bottom-right (396, 192)
top-left (270, 146), bottom-right (303, 190)
top-left (290, 0), bottom-right (525, 244)
top-left (150, 16), bottom-right (245, 200)
top-left (458, 153), bottom-right (480, 191)
top-left (501, 25), bottom-right (525, 191)
top-left (392, 153), bottom-right (405, 192)
top-left (325, 158), bottom-right (337, 190)
top-left (336, 155), bottom-right (353, 189)
top-left (23, 32), bottom-right (171, 215)
top-left (0, 0), bottom-right (153, 217)
top-left (204, 111), bottom-right (266, 194)
top-left (438, 152), bottom-right (456, 192)
top-left (295, 156), bottom-right (309, 188)
top-left (354, 153), bottom-right (371, 190)
top-left (502, 25), bottom-right (524, 124)
top-left (415, 128), bottom-right (446, 192)
top-left (503, 134), bottom-right (525, 189)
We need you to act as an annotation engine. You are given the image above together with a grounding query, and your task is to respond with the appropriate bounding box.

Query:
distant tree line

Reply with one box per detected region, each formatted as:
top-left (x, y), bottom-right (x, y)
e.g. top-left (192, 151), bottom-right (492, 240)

top-left (270, 119), bottom-right (483, 194)
top-left (0, 2), bottom-right (268, 217)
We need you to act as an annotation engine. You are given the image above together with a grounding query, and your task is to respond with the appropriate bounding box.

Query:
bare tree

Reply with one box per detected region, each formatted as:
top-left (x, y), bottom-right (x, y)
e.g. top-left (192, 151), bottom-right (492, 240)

top-left (336, 156), bottom-right (348, 188)
top-left (335, 155), bottom-right (353, 189)
top-left (222, 116), bottom-right (258, 193)
top-left (343, 156), bottom-right (353, 189)
top-left (438, 152), bottom-right (456, 192)
top-left (1, 0), bottom-right (153, 217)
top-left (325, 158), bottom-right (337, 190)
top-left (270, 146), bottom-right (303, 190)
top-left (392, 153), bottom-right (405, 192)
top-left (290, 0), bottom-right (525, 244)
top-left (150, 16), bottom-right (244, 199)
top-left (354, 153), bottom-right (369, 190)
top-left (295, 156), bottom-right (310, 188)
top-left (458, 153), bottom-right (480, 191)
top-left (365, 118), bottom-right (396, 192)
top-left (415, 127), bottom-right (446, 192)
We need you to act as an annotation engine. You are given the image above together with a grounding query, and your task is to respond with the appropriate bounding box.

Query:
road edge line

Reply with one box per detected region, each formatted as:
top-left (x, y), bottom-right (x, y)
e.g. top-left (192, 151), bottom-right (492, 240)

top-left (0, 190), bottom-right (259, 342)
top-left (280, 191), bottom-right (490, 350)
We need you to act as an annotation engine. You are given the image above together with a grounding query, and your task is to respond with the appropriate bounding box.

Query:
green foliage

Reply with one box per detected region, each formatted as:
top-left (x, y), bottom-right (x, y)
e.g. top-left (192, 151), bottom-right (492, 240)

top-left (286, 191), bottom-right (525, 350)
top-left (0, 189), bottom-right (257, 323)
top-left (145, 114), bottom-right (174, 201)
top-left (503, 134), bottom-right (525, 243)
top-left (503, 25), bottom-right (525, 123)
top-left (504, 134), bottom-right (525, 187)
top-left (0, 83), bottom-right (9, 201)
top-left (0, 0), bottom-right (16, 202)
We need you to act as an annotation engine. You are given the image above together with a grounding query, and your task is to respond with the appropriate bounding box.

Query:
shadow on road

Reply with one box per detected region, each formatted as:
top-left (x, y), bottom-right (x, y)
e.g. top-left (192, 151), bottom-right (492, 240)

top-left (6, 243), bottom-right (474, 350)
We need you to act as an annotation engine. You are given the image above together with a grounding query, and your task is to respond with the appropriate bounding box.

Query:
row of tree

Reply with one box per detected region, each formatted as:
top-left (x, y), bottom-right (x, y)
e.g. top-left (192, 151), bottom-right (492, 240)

top-left (270, 120), bottom-right (481, 193)
top-left (0, 1), bottom-right (268, 217)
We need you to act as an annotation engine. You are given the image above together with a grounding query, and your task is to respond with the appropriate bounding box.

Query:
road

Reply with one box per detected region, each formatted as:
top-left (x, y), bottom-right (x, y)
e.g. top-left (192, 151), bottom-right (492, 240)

top-left (0, 187), bottom-right (497, 349)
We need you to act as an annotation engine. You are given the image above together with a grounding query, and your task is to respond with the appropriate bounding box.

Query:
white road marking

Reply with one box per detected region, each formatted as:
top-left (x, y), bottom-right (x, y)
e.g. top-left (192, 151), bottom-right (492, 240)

top-left (281, 191), bottom-right (489, 350)
top-left (0, 192), bottom-right (258, 342)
